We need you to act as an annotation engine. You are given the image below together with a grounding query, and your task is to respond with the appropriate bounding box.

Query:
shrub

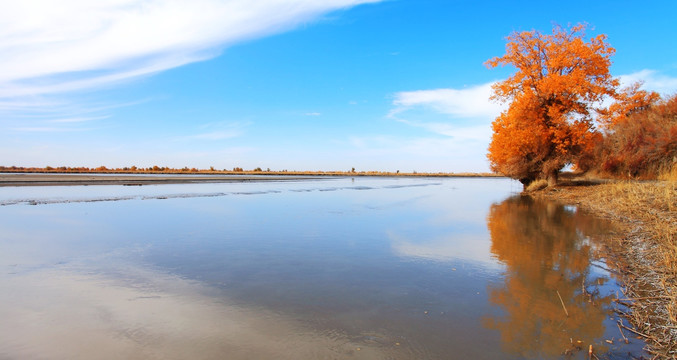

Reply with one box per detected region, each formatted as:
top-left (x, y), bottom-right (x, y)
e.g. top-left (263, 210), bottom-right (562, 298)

top-left (594, 94), bottom-right (677, 179)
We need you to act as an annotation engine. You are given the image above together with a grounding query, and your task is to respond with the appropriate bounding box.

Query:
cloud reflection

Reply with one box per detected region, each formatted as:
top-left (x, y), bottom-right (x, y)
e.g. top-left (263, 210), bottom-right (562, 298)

top-left (389, 231), bottom-right (499, 267)
top-left (0, 263), bottom-right (399, 360)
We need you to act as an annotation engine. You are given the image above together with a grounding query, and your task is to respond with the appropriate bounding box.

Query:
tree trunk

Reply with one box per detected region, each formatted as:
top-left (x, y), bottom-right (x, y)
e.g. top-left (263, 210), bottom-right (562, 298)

top-left (519, 177), bottom-right (534, 191)
top-left (547, 170), bottom-right (558, 187)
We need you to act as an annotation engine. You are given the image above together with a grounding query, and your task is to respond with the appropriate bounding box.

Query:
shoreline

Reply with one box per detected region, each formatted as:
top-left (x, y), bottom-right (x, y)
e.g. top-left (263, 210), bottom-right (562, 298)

top-left (529, 180), bottom-right (676, 358)
top-left (0, 172), bottom-right (502, 187)
top-left (0, 174), bottom-right (316, 187)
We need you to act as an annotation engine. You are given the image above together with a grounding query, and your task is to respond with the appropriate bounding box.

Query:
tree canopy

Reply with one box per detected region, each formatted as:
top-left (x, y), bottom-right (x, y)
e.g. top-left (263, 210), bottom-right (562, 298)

top-left (486, 24), bottom-right (627, 186)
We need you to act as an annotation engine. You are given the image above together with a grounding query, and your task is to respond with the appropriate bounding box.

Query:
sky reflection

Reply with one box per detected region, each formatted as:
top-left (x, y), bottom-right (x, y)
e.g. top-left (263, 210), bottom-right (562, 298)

top-left (0, 177), bottom-right (644, 359)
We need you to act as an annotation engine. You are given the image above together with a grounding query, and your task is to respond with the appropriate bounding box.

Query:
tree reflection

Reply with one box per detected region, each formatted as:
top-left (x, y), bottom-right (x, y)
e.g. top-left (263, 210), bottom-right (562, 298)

top-left (484, 196), bottom-right (613, 358)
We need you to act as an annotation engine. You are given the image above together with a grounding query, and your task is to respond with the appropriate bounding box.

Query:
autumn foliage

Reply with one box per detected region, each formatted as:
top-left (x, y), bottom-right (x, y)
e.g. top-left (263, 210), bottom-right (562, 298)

top-left (485, 24), bottom-right (657, 186)
top-left (596, 82), bottom-right (660, 128)
top-left (594, 94), bottom-right (677, 178)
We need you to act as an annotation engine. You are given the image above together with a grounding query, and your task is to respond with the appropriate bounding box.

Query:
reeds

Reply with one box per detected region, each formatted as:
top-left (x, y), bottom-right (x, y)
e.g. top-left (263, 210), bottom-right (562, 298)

top-left (534, 180), bottom-right (677, 357)
top-left (658, 163), bottom-right (677, 182)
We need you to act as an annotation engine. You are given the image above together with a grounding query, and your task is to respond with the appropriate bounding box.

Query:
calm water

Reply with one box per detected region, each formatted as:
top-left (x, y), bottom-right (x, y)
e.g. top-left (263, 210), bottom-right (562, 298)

top-left (0, 177), bottom-right (644, 359)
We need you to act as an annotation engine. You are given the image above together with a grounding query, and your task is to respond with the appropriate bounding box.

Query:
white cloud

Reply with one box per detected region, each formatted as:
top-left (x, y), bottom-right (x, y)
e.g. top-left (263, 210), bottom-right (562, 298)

top-left (10, 127), bottom-right (92, 133)
top-left (0, 0), bottom-right (380, 98)
top-left (391, 82), bottom-right (505, 119)
top-left (379, 69), bottom-right (677, 172)
top-left (388, 82), bottom-right (504, 147)
top-left (618, 69), bottom-right (677, 95)
top-left (304, 112), bottom-right (321, 116)
top-left (48, 115), bottom-right (111, 123)
top-left (390, 69), bottom-right (677, 139)
top-left (394, 118), bottom-right (491, 141)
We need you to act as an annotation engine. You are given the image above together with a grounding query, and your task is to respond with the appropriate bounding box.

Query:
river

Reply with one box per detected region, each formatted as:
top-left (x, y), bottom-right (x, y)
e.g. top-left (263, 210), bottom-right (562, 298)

top-left (0, 177), bottom-right (645, 359)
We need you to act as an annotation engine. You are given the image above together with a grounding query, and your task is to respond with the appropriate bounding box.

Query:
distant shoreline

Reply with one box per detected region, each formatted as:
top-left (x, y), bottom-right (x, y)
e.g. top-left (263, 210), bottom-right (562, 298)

top-left (0, 172), bottom-right (503, 187)
top-left (0, 173), bottom-right (312, 187)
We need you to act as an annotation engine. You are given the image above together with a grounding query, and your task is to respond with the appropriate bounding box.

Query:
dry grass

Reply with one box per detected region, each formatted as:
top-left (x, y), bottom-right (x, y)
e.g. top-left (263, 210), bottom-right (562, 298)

top-left (659, 163), bottom-right (677, 182)
top-left (524, 179), bottom-right (548, 192)
top-left (534, 180), bottom-right (677, 358)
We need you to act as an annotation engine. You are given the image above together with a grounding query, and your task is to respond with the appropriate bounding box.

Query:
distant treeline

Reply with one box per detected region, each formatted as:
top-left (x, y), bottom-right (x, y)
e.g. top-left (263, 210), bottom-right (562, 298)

top-left (0, 165), bottom-right (501, 178)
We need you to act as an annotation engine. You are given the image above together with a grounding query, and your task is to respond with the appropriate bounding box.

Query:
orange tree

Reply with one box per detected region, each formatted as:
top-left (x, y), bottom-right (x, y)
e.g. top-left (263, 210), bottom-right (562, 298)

top-left (486, 24), bottom-right (618, 187)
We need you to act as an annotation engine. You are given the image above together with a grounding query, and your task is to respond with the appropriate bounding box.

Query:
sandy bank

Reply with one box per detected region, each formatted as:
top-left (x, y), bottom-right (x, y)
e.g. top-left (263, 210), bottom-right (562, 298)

top-left (0, 174), bottom-right (314, 187)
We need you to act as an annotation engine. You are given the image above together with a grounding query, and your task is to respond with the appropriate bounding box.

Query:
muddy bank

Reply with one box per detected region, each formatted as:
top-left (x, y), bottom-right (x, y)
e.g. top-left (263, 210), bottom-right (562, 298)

top-left (0, 174), bottom-right (314, 187)
top-left (530, 181), bottom-right (677, 358)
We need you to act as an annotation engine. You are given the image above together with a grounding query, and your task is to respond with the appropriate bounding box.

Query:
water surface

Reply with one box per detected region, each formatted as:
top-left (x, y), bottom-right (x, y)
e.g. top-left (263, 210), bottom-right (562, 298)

top-left (0, 177), bottom-right (644, 359)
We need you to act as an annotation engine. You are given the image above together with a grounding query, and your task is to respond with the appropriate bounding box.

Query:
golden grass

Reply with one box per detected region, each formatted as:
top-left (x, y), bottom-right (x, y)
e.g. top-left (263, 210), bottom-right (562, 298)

top-left (535, 180), bottom-right (677, 357)
top-left (524, 179), bottom-right (548, 192)
top-left (596, 181), bottom-right (676, 271)
top-left (658, 163), bottom-right (677, 182)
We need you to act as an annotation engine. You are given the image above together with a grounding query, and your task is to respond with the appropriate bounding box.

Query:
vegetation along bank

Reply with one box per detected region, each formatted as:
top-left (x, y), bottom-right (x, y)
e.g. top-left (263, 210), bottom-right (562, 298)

top-left (483, 23), bottom-right (676, 357)
top-left (530, 179), bottom-right (676, 358)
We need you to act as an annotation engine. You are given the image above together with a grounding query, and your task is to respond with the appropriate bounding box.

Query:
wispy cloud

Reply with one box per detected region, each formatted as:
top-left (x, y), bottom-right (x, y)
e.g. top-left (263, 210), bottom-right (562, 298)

top-left (619, 69), bottom-right (677, 95)
top-left (348, 135), bottom-right (488, 157)
top-left (0, 0), bottom-right (380, 99)
top-left (393, 118), bottom-right (491, 141)
top-left (48, 115), bottom-right (111, 123)
top-left (387, 82), bottom-right (503, 148)
top-left (389, 69), bottom-right (677, 139)
top-left (187, 131), bottom-right (243, 141)
top-left (343, 134), bottom-right (491, 172)
top-left (390, 82), bottom-right (504, 119)
top-left (304, 112), bottom-right (322, 116)
top-left (11, 127), bottom-right (92, 133)
top-left (0, 99), bottom-right (149, 133)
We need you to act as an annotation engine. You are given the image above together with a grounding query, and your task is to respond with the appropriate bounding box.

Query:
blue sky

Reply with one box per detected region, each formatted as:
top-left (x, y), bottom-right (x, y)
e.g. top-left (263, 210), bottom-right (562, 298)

top-left (2, 0), bottom-right (676, 172)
